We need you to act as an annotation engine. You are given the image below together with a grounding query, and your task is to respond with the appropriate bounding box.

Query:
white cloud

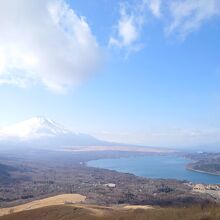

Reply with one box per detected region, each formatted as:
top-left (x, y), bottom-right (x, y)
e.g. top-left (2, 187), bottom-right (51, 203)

top-left (164, 0), bottom-right (220, 38)
top-left (109, 4), bottom-right (142, 51)
top-left (0, 0), bottom-right (102, 92)
top-left (110, 0), bottom-right (220, 49)
top-left (147, 0), bottom-right (161, 18)
top-left (108, 0), bottom-right (161, 52)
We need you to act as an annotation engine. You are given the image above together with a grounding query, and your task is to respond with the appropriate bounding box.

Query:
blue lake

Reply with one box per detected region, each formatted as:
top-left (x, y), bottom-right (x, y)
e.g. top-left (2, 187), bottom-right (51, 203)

top-left (87, 155), bottom-right (220, 184)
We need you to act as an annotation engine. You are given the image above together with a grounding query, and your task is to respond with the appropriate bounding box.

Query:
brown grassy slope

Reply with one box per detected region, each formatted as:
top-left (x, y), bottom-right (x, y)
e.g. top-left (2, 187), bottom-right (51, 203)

top-left (0, 194), bottom-right (86, 216)
top-left (0, 204), bottom-right (220, 220)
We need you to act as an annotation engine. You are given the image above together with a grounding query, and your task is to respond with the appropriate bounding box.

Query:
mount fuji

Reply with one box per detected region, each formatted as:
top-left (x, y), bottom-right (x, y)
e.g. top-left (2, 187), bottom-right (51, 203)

top-left (0, 117), bottom-right (113, 149)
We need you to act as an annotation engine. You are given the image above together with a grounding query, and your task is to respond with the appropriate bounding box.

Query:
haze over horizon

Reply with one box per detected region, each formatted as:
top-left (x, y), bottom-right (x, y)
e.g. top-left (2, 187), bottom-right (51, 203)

top-left (0, 0), bottom-right (220, 148)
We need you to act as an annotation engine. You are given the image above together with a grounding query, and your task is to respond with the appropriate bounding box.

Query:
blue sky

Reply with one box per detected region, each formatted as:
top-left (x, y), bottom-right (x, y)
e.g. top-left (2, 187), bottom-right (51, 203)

top-left (0, 0), bottom-right (220, 147)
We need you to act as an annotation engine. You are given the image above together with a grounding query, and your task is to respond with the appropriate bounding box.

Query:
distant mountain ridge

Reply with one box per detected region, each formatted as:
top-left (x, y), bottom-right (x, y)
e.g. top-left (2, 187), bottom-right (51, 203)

top-left (0, 117), bottom-right (114, 149)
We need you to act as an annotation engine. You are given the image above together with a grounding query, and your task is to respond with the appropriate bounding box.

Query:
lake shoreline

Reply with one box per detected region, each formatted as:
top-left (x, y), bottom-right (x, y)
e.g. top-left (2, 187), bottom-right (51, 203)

top-left (186, 167), bottom-right (220, 177)
top-left (87, 155), bottom-right (220, 184)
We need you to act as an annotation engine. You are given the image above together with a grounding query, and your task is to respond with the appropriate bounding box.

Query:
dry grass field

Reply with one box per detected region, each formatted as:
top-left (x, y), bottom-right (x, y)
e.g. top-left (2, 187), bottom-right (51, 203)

top-left (0, 194), bottom-right (86, 216)
top-left (0, 200), bottom-right (220, 220)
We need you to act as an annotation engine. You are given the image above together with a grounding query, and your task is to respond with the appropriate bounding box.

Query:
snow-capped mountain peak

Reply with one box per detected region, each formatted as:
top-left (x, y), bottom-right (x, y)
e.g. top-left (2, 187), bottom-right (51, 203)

top-left (0, 117), bottom-right (71, 140)
top-left (0, 117), bottom-right (110, 149)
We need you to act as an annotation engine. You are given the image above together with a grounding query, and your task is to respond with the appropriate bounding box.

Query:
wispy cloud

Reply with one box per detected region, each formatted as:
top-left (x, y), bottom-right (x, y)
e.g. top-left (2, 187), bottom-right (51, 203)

top-left (109, 3), bottom-right (145, 53)
top-left (0, 0), bottom-right (102, 92)
top-left (108, 0), bottom-right (162, 53)
top-left (146, 0), bottom-right (161, 18)
top-left (166, 0), bottom-right (220, 38)
top-left (110, 0), bottom-right (220, 51)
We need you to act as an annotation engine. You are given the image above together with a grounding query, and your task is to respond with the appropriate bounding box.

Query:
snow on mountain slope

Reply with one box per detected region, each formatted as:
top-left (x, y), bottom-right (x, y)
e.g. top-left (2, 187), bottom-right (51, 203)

top-left (0, 117), bottom-right (71, 140)
top-left (0, 117), bottom-right (113, 149)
